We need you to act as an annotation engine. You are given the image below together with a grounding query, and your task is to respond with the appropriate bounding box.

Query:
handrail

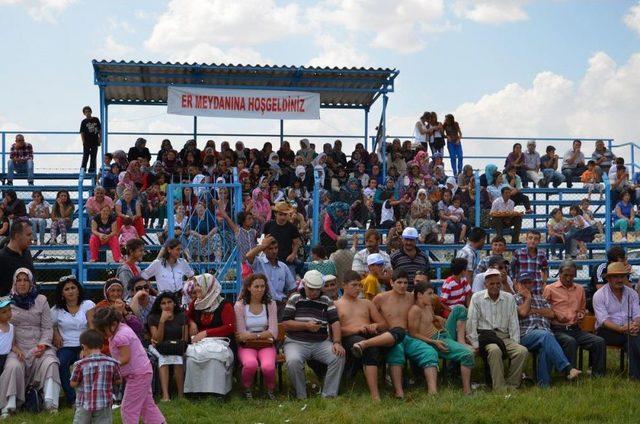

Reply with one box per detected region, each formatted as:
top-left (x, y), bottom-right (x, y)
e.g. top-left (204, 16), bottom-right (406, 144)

top-left (77, 169), bottom-right (85, 281)
top-left (603, 173), bottom-right (611, 252)
top-left (311, 167), bottom-right (321, 248)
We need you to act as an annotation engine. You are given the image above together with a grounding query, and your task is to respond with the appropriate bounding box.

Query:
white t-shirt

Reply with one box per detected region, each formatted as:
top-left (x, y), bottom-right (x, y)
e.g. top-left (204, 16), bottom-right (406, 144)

top-left (50, 300), bottom-right (96, 347)
top-left (141, 258), bottom-right (195, 293)
top-left (0, 323), bottom-right (14, 355)
top-left (414, 121), bottom-right (427, 147)
top-left (244, 304), bottom-right (268, 333)
top-left (380, 200), bottom-right (395, 223)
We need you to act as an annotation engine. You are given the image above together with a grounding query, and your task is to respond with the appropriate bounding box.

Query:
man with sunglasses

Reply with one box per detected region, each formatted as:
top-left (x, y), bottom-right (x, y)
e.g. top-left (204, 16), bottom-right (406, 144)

top-left (472, 256), bottom-right (514, 294)
top-left (128, 277), bottom-right (156, 326)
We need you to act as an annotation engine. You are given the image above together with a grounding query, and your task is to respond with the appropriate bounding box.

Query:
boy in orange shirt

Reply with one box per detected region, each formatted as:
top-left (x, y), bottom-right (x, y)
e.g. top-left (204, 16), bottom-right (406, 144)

top-left (580, 160), bottom-right (603, 199)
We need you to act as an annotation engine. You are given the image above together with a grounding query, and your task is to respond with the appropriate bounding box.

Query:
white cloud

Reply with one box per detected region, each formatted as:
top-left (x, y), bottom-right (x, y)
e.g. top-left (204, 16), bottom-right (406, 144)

top-left (444, 51), bottom-right (640, 160)
top-left (307, 35), bottom-right (369, 67)
top-left (177, 43), bottom-right (267, 65)
top-left (0, 0), bottom-right (76, 22)
top-left (452, 0), bottom-right (530, 24)
top-left (624, 2), bottom-right (640, 36)
top-left (307, 0), bottom-right (445, 54)
top-left (145, 0), bottom-right (303, 63)
top-left (96, 36), bottom-right (135, 60)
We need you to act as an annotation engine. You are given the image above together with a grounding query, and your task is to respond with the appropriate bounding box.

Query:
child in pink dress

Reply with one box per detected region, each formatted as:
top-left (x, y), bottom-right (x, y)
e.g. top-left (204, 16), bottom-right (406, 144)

top-left (93, 308), bottom-right (165, 424)
top-left (118, 216), bottom-right (139, 250)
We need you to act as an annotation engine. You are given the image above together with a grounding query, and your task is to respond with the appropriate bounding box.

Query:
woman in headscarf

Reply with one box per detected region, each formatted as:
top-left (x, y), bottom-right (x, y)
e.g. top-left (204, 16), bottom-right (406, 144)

top-left (411, 188), bottom-right (438, 243)
top-left (127, 137), bottom-right (151, 163)
top-left (320, 201), bottom-right (350, 254)
top-left (413, 150), bottom-right (430, 176)
top-left (480, 163), bottom-right (498, 188)
top-left (183, 274), bottom-right (235, 395)
top-left (296, 138), bottom-right (315, 165)
top-left (156, 139), bottom-right (174, 162)
top-left (251, 187), bottom-right (271, 233)
top-left (116, 171), bottom-right (137, 199)
top-left (433, 165), bottom-right (447, 185)
top-left (457, 164), bottom-right (475, 192)
top-left (94, 278), bottom-right (144, 343)
top-left (0, 269), bottom-right (61, 415)
top-left (404, 163), bottom-right (428, 188)
top-left (277, 141), bottom-right (295, 169)
top-left (113, 149), bottom-right (129, 170)
top-left (126, 160), bottom-right (143, 187)
top-left (330, 165), bottom-right (348, 195)
top-left (339, 177), bottom-right (362, 205)
top-left (346, 150), bottom-right (363, 173)
top-left (446, 176), bottom-right (459, 198)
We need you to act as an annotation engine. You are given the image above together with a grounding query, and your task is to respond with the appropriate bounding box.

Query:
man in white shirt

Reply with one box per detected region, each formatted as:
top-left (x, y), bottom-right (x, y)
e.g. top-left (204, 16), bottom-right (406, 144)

top-left (490, 187), bottom-right (522, 243)
top-left (466, 269), bottom-right (528, 390)
top-left (561, 139), bottom-right (586, 188)
top-left (351, 229), bottom-right (392, 277)
top-left (523, 140), bottom-right (543, 186)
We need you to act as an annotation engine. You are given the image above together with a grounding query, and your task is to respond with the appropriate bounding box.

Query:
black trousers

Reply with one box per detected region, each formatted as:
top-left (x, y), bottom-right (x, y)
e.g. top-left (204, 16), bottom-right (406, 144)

top-left (552, 326), bottom-right (606, 376)
top-left (597, 327), bottom-right (640, 379)
top-left (81, 142), bottom-right (99, 173)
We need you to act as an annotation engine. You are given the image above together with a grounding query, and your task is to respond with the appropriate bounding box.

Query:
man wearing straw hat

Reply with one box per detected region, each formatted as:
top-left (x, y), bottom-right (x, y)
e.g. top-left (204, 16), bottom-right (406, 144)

top-left (593, 262), bottom-right (640, 379)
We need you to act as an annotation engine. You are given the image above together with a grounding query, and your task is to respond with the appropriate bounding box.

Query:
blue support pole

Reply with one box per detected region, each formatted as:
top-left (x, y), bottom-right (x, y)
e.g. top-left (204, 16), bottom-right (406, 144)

top-left (381, 94), bottom-right (388, 181)
top-left (279, 120), bottom-right (284, 147)
top-left (474, 170), bottom-right (480, 227)
top-left (632, 146), bottom-right (635, 174)
top-left (193, 116), bottom-right (198, 141)
top-left (233, 168), bottom-right (243, 293)
top-left (364, 108), bottom-right (369, 151)
top-left (1, 132), bottom-right (5, 175)
top-left (77, 170), bottom-right (85, 282)
top-left (167, 184), bottom-right (175, 240)
top-left (311, 168), bottom-right (320, 248)
top-left (99, 86), bottom-right (106, 168)
top-left (604, 173), bottom-right (611, 252)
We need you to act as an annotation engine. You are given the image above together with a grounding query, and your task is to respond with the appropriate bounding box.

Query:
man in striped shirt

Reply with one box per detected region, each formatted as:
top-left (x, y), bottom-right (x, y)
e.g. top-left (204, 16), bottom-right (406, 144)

top-left (390, 227), bottom-right (430, 290)
top-left (440, 258), bottom-right (471, 308)
top-left (282, 270), bottom-right (346, 399)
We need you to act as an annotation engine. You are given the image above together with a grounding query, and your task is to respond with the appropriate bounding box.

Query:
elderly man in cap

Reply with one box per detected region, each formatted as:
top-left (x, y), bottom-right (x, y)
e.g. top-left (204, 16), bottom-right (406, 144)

top-left (515, 272), bottom-right (581, 386)
top-left (282, 270), bottom-right (346, 399)
top-left (544, 260), bottom-right (606, 376)
top-left (321, 274), bottom-right (340, 301)
top-left (472, 255), bottom-right (514, 294)
top-left (390, 227), bottom-right (431, 291)
top-left (467, 268), bottom-right (528, 390)
top-left (593, 262), bottom-right (640, 379)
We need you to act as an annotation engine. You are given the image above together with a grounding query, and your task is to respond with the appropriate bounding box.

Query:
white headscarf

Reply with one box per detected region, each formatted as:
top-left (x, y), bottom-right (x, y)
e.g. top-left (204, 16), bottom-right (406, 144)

top-left (446, 176), bottom-right (458, 196)
top-left (191, 273), bottom-right (223, 313)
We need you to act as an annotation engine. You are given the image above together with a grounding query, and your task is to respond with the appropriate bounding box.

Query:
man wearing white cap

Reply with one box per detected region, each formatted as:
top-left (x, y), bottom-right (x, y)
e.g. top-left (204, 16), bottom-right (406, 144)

top-left (362, 253), bottom-right (386, 300)
top-left (282, 270), bottom-right (346, 399)
top-left (466, 268), bottom-right (528, 390)
top-left (390, 227), bottom-right (430, 290)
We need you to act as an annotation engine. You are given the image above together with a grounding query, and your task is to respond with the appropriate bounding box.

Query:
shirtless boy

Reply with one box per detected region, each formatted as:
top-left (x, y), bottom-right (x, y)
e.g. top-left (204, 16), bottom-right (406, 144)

top-left (370, 269), bottom-right (418, 398)
top-left (409, 281), bottom-right (475, 395)
top-left (335, 271), bottom-right (402, 401)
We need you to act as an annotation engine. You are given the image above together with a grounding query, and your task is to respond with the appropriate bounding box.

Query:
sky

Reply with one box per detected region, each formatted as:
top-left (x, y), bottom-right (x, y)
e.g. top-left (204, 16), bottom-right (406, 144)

top-left (0, 0), bottom-right (639, 170)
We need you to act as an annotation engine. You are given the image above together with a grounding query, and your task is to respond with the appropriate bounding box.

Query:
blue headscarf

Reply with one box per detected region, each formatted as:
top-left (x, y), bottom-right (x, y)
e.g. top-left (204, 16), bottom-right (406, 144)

top-left (325, 202), bottom-right (350, 231)
top-left (485, 164), bottom-right (498, 185)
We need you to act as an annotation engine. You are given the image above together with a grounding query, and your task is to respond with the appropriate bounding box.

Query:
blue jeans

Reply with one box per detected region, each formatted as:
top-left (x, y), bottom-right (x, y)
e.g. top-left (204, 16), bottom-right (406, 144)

top-left (521, 329), bottom-right (570, 387)
top-left (447, 141), bottom-right (463, 175)
top-left (58, 346), bottom-right (81, 404)
top-left (8, 159), bottom-right (34, 183)
top-left (541, 169), bottom-right (565, 187)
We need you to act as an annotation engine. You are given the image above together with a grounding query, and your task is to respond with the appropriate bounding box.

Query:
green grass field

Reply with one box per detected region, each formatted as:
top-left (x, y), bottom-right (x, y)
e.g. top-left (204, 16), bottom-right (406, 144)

top-left (5, 358), bottom-right (640, 423)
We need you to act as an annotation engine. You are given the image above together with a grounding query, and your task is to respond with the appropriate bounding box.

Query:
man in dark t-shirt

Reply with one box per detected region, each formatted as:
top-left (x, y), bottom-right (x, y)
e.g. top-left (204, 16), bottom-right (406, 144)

top-left (0, 220), bottom-right (34, 296)
top-left (80, 106), bottom-right (102, 173)
top-left (263, 202), bottom-right (301, 265)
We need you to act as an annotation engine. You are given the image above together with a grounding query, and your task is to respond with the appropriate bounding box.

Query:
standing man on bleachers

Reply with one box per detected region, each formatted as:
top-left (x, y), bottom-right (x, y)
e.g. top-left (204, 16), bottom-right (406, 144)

top-left (561, 139), bottom-right (586, 188)
top-left (0, 220), bottom-right (34, 296)
top-left (511, 230), bottom-right (548, 295)
top-left (79, 106), bottom-right (101, 174)
top-left (7, 134), bottom-right (34, 186)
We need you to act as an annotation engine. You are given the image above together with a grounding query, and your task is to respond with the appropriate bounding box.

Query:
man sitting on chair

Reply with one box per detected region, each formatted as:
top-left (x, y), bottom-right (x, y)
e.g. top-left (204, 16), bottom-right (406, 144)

top-left (593, 262), bottom-right (640, 380)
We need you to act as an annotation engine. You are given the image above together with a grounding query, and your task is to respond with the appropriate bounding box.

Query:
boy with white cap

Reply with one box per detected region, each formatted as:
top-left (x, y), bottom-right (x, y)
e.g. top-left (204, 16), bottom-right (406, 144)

top-left (362, 253), bottom-right (386, 300)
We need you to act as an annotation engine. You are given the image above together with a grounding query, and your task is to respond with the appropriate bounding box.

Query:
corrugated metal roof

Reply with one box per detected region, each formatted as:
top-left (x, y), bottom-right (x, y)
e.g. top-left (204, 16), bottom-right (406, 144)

top-left (92, 60), bottom-right (399, 109)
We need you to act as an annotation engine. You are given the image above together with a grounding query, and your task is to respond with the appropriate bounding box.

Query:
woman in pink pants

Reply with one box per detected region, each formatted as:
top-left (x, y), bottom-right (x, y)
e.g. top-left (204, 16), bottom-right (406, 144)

top-left (234, 273), bottom-right (278, 399)
top-left (93, 307), bottom-right (165, 424)
top-left (89, 205), bottom-right (122, 262)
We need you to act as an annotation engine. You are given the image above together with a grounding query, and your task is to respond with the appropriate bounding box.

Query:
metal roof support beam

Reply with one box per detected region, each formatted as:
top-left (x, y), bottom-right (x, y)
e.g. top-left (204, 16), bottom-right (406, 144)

top-left (98, 85), bottom-right (108, 167)
top-left (364, 107), bottom-right (369, 151)
top-left (280, 120), bottom-right (284, 148)
top-left (381, 94), bottom-right (388, 181)
top-left (193, 116), bottom-right (198, 141)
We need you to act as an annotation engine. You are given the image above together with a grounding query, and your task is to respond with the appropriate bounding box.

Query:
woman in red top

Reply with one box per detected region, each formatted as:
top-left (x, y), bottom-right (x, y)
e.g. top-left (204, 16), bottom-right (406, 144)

top-left (185, 274), bottom-right (234, 341)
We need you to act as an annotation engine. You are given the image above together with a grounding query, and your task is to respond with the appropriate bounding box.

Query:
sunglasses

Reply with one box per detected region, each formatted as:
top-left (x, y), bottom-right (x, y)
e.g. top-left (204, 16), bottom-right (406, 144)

top-left (134, 285), bottom-right (150, 292)
top-left (59, 275), bottom-right (77, 283)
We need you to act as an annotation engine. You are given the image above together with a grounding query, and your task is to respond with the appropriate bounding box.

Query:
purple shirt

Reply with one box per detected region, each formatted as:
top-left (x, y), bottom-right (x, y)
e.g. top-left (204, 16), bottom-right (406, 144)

top-left (593, 284), bottom-right (640, 329)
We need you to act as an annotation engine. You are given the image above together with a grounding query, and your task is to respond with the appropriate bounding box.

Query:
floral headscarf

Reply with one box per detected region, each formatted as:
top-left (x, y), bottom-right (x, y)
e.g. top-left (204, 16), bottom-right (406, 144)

top-left (185, 273), bottom-right (223, 313)
top-left (326, 202), bottom-right (350, 230)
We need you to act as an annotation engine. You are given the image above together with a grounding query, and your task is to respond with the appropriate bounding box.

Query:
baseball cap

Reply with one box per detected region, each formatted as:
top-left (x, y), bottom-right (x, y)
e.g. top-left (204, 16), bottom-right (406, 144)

top-left (303, 270), bottom-right (324, 289)
top-left (0, 296), bottom-right (13, 309)
top-left (518, 272), bottom-right (536, 282)
top-left (367, 253), bottom-right (385, 266)
top-left (484, 268), bottom-right (501, 278)
top-left (323, 275), bottom-right (337, 284)
top-left (402, 227), bottom-right (419, 240)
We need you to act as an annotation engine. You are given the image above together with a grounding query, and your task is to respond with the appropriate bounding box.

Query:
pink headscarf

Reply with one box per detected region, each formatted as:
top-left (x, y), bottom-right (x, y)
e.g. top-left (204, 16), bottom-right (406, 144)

top-left (252, 188), bottom-right (271, 222)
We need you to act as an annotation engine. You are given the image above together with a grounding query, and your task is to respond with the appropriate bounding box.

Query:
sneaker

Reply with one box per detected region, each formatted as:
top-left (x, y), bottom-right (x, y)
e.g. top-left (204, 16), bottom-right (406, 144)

top-left (351, 343), bottom-right (363, 358)
top-left (567, 368), bottom-right (582, 380)
top-left (244, 390), bottom-right (253, 399)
